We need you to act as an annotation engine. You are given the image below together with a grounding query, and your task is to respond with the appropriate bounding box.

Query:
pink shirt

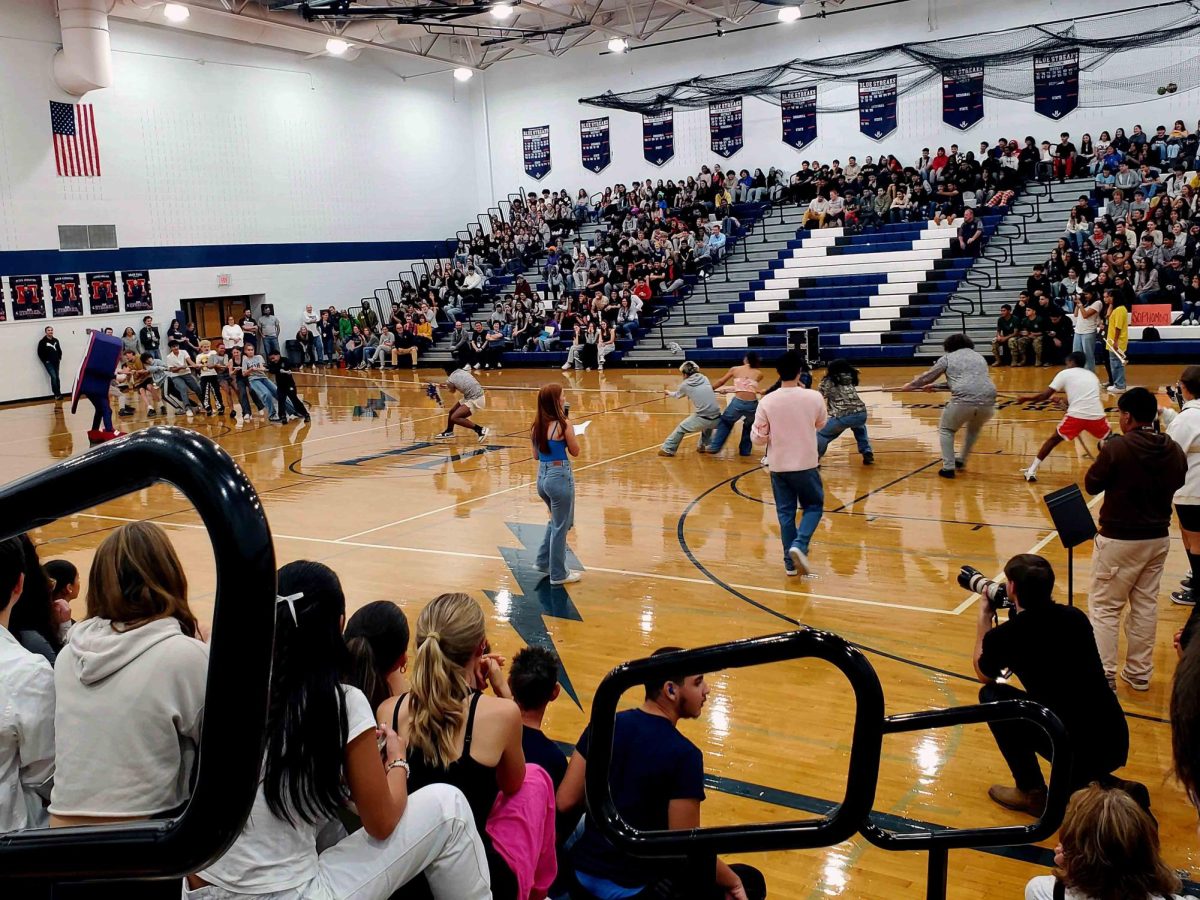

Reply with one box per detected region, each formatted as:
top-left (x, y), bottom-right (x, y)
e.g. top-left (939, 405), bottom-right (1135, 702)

top-left (751, 386), bottom-right (828, 472)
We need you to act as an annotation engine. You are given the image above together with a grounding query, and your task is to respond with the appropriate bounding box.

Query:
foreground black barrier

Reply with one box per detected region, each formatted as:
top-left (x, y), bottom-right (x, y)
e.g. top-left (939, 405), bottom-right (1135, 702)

top-left (0, 428), bottom-right (277, 899)
top-left (584, 630), bottom-right (1069, 900)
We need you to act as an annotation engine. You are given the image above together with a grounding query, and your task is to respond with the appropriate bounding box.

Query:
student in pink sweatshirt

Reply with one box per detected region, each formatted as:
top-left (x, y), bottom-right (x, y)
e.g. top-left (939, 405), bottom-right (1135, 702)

top-left (751, 351), bottom-right (828, 577)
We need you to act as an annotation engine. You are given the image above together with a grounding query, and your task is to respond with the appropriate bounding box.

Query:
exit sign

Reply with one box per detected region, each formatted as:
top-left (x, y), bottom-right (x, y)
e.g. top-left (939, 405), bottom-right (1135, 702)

top-left (217, 273), bottom-right (231, 287)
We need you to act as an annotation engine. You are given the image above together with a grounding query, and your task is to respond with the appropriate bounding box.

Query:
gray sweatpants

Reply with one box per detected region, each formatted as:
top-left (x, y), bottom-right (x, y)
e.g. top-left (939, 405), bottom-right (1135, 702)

top-left (938, 400), bottom-right (994, 471)
top-left (662, 413), bottom-right (720, 454)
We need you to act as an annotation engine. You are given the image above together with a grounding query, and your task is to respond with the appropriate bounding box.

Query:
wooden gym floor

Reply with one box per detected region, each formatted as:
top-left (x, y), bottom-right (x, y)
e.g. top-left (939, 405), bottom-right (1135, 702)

top-left (6, 362), bottom-right (1197, 898)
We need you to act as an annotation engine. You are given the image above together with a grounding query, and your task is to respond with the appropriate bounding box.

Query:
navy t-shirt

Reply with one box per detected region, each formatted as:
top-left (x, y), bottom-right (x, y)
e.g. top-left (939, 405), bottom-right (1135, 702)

top-left (570, 708), bottom-right (706, 887)
top-left (522, 725), bottom-right (567, 789)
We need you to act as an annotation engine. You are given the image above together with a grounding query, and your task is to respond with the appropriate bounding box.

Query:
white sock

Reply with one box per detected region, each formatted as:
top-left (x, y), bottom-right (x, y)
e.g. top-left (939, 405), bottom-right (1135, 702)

top-left (1027, 458), bottom-right (1042, 475)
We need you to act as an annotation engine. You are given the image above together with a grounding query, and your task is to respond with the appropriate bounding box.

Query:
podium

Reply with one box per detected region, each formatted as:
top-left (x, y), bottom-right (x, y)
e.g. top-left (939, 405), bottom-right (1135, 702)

top-left (1043, 484), bottom-right (1097, 606)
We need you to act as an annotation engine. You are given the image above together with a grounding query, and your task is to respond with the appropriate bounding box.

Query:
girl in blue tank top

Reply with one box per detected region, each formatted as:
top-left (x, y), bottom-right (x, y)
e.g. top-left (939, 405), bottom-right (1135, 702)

top-left (531, 384), bottom-right (581, 584)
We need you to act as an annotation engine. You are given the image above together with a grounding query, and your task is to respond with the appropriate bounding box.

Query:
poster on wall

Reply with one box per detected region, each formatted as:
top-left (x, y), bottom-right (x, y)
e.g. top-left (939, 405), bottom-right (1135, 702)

top-left (858, 76), bottom-right (898, 140)
top-left (122, 270), bottom-right (153, 312)
top-left (781, 87), bottom-right (817, 150)
top-left (87, 271), bottom-right (119, 315)
top-left (580, 117), bottom-right (611, 174)
top-left (642, 109), bottom-right (675, 166)
top-left (942, 64), bottom-right (984, 130)
top-left (709, 97), bottom-right (743, 158)
top-left (1034, 49), bottom-right (1079, 120)
top-left (522, 125), bottom-right (551, 181)
top-left (0, 287), bottom-right (7, 322)
top-left (49, 274), bottom-right (83, 317)
top-left (11, 276), bottom-right (46, 320)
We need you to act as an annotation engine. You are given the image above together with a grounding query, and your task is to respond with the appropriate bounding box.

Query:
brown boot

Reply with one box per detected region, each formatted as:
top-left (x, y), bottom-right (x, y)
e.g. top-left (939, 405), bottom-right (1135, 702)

top-left (988, 784), bottom-right (1047, 816)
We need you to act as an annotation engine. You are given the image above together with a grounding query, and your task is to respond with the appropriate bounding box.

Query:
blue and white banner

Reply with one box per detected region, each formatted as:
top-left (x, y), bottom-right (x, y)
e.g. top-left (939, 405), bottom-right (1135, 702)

top-left (942, 64), bottom-right (984, 131)
top-left (858, 75), bottom-right (897, 140)
top-left (781, 87), bottom-right (817, 150)
top-left (709, 97), bottom-right (743, 158)
top-left (522, 125), bottom-right (551, 181)
top-left (642, 108), bottom-right (674, 166)
top-left (579, 117), bottom-right (611, 174)
top-left (1034, 49), bottom-right (1079, 120)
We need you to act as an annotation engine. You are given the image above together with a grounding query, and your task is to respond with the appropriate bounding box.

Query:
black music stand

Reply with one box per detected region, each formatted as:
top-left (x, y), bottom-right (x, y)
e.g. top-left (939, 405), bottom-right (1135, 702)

top-left (1044, 484), bottom-right (1097, 606)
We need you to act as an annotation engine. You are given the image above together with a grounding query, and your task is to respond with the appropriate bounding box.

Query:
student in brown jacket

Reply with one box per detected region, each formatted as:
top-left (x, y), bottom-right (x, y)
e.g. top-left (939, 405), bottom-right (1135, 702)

top-left (1085, 387), bottom-right (1187, 691)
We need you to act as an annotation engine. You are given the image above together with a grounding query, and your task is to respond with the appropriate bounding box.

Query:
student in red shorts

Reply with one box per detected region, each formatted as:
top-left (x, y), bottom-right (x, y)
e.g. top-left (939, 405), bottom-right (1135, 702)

top-left (1018, 351), bottom-right (1112, 482)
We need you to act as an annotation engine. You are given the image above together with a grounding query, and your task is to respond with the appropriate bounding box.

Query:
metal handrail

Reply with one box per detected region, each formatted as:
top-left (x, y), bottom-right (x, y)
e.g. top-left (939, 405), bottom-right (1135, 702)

top-left (0, 429), bottom-right (276, 886)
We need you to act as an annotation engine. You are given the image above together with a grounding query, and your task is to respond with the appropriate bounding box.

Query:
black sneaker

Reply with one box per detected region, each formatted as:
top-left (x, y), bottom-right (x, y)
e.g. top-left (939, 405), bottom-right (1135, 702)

top-left (954, 459), bottom-right (965, 469)
top-left (938, 468), bottom-right (956, 479)
top-left (1172, 590), bottom-right (1196, 607)
top-left (862, 452), bottom-right (874, 465)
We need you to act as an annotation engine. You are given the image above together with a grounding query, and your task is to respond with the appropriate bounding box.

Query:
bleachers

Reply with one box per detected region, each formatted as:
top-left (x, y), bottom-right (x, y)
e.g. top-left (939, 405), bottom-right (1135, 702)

top-left (685, 215), bottom-right (1000, 364)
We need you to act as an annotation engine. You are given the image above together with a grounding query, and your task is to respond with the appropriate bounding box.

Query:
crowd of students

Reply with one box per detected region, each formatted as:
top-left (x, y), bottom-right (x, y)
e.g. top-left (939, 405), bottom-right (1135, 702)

top-left (0, 520), bottom-right (767, 899)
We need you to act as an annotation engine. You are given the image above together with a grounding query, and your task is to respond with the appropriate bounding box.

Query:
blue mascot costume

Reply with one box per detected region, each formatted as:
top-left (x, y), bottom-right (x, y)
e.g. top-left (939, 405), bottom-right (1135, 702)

top-left (70, 330), bottom-right (124, 443)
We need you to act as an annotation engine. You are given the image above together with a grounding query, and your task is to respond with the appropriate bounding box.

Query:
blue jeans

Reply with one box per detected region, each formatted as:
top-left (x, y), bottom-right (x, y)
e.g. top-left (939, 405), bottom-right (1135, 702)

top-left (817, 411), bottom-right (872, 457)
top-left (43, 360), bottom-right (60, 396)
top-left (261, 335), bottom-right (280, 358)
top-left (536, 462), bottom-right (575, 581)
top-left (1072, 332), bottom-right (1096, 371)
top-left (770, 469), bottom-right (824, 568)
top-left (707, 398), bottom-right (758, 455)
top-left (248, 377), bottom-right (278, 418)
top-left (1109, 350), bottom-right (1127, 390)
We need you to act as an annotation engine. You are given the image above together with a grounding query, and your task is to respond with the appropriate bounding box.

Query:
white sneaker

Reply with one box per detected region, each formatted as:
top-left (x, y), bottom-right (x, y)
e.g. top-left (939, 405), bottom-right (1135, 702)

top-left (477, 426), bottom-right (490, 443)
top-left (1021, 467), bottom-right (1037, 483)
top-left (185, 409), bottom-right (194, 420)
top-left (787, 547), bottom-right (810, 577)
top-left (235, 416), bottom-right (244, 428)
top-left (551, 571), bottom-right (582, 585)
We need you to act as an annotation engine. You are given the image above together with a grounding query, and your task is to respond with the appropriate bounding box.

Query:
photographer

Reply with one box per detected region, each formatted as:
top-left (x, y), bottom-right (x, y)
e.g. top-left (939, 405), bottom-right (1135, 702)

top-left (973, 554), bottom-right (1128, 816)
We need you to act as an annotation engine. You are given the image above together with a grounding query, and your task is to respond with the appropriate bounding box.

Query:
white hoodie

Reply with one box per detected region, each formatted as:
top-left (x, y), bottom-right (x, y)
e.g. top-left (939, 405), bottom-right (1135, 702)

top-left (50, 616), bottom-right (207, 818)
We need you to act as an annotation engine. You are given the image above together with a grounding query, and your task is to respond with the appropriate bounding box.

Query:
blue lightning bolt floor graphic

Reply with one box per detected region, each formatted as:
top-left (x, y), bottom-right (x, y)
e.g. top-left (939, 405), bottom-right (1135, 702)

top-left (486, 522), bottom-right (584, 707)
top-left (352, 389), bottom-right (398, 418)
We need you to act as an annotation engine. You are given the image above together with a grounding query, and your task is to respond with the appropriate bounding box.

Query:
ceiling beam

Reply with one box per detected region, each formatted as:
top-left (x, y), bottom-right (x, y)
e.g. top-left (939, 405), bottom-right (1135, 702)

top-left (653, 0), bottom-right (735, 22)
top-left (517, 0), bottom-right (636, 39)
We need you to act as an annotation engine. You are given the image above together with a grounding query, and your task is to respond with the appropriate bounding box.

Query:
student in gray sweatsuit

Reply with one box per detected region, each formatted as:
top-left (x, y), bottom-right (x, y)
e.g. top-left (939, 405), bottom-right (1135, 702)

top-left (659, 361), bottom-right (721, 456)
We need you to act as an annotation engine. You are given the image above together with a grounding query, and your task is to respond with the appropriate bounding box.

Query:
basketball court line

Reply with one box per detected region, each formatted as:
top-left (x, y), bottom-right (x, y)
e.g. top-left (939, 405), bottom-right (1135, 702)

top-left (69, 512), bottom-right (960, 616)
top-left (951, 491), bottom-right (1106, 615)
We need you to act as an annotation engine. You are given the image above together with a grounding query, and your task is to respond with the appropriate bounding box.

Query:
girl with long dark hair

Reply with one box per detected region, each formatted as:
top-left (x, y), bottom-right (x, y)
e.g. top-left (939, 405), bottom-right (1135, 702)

top-left (345, 600), bottom-right (411, 713)
top-left (816, 359), bottom-right (874, 464)
top-left (193, 562), bottom-right (489, 899)
top-left (530, 383), bottom-right (581, 584)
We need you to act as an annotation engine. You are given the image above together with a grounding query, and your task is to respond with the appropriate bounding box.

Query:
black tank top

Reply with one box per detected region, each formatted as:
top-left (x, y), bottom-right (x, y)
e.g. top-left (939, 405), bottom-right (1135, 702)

top-left (394, 691), bottom-right (499, 838)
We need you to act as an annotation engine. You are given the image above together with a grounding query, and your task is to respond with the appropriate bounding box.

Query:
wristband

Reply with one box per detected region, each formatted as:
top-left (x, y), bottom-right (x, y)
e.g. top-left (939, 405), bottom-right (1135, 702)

top-left (385, 758), bottom-right (410, 777)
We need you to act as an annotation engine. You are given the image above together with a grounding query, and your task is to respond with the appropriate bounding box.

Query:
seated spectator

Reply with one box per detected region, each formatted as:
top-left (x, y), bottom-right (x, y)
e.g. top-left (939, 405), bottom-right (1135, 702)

top-left (557, 647), bottom-right (767, 900)
top-left (345, 599), bottom-right (411, 712)
top-left (383, 592), bottom-right (526, 899)
top-left (802, 193), bottom-right (829, 228)
top-left (10, 536), bottom-right (67, 664)
top-left (507, 646), bottom-right (567, 790)
top-left (194, 562), bottom-right (490, 899)
top-left (991, 304), bottom-right (1017, 366)
top-left (50, 522), bottom-right (208, 826)
top-left (1024, 784), bottom-right (1184, 900)
top-left (0, 537), bottom-right (55, 833)
top-left (956, 208), bottom-right (982, 256)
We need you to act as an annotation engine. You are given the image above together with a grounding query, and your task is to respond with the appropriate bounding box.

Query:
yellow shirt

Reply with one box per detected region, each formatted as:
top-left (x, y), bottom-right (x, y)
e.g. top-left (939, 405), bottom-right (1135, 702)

top-left (1107, 304), bottom-right (1128, 352)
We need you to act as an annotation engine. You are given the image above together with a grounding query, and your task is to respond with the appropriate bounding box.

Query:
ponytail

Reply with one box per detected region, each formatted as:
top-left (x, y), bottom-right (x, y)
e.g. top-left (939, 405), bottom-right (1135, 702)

top-left (408, 593), bottom-right (486, 768)
top-left (346, 635), bottom-right (387, 712)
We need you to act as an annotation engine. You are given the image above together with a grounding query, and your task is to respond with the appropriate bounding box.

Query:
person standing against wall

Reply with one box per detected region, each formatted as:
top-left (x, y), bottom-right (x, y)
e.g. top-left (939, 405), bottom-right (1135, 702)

top-left (530, 384), bottom-right (581, 585)
top-left (37, 327), bottom-right (63, 401)
top-left (258, 305), bottom-right (281, 358)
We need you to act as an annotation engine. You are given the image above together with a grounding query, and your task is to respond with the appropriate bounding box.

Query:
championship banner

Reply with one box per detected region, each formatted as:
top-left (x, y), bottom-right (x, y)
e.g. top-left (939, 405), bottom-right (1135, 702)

top-left (49, 273), bottom-right (83, 317)
top-left (709, 97), bottom-right (743, 158)
top-left (858, 75), bottom-right (898, 140)
top-left (522, 125), bottom-right (551, 181)
top-left (642, 109), bottom-right (674, 166)
top-left (781, 87), bottom-right (817, 150)
top-left (1034, 49), bottom-right (1079, 120)
top-left (942, 64), bottom-right (984, 131)
top-left (10, 275), bottom-right (46, 321)
top-left (0, 291), bottom-right (6, 322)
top-left (580, 117), bottom-right (611, 174)
top-left (87, 271), bottom-right (118, 315)
top-left (122, 270), bottom-right (153, 312)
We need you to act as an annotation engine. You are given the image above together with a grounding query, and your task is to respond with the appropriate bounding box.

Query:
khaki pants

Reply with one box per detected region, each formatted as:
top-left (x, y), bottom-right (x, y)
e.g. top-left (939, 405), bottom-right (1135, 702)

top-left (1087, 533), bottom-right (1170, 682)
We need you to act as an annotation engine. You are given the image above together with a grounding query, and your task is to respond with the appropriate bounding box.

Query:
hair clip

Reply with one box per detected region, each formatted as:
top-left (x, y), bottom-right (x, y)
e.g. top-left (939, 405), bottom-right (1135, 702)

top-left (276, 592), bottom-right (304, 625)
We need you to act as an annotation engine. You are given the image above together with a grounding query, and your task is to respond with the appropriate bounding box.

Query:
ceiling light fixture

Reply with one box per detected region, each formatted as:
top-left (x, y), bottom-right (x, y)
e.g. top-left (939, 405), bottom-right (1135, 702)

top-left (162, 3), bottom-right (190, 23)
top-left (777, 6), bottom-right (802, 22)
top-left (453, 67), bottom-right (474, 81)
top-left (325, 37), bottom-right (352, 56)
top-left (607, 37), bottom-right (628, 53)
top-left (491, 4), bottom-right (514, 19)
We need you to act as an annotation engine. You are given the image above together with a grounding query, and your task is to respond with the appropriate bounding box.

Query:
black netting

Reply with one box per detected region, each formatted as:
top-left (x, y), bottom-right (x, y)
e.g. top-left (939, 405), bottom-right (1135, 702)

top-left (579, 3), bottom-right (1200, 113)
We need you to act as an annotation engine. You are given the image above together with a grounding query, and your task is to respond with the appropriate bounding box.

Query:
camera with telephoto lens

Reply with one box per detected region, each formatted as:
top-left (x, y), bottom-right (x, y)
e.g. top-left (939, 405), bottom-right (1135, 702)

top-left (957, 566), bottom-right (1013, 610)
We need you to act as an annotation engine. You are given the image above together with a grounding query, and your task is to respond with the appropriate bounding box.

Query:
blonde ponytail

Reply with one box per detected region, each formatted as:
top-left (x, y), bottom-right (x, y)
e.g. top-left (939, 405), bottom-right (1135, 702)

top-left (409, 593), bottom-right (487, 768)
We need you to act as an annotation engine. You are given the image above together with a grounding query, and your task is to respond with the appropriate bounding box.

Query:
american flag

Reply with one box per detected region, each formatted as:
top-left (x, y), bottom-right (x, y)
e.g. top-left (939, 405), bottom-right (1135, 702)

top-left (50, 101), bottom-right (101, 177)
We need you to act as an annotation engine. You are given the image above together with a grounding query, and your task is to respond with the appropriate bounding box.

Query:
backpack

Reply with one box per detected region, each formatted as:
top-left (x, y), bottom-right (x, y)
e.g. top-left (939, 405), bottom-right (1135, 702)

top-left (1142, 326), bottom-right (1161, 340)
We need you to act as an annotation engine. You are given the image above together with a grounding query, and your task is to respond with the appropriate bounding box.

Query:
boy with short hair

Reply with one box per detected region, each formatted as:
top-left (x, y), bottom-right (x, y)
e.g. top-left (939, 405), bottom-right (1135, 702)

top-left (267, 349), bottom-right (309, 424)
top-left (508, 646), bottom-right (567, 789)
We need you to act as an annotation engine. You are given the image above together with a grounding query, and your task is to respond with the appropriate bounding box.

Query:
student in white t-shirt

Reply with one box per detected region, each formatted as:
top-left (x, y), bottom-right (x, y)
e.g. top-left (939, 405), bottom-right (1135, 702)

top-left (1071, 289), bottom-right (1103, 372)
top-left (1024, 783), bottom-right (1186, 900)
top-left (1017, 351), bottom-right (1111, 482)
top-left (190, 560), bottom-right (490, 900)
